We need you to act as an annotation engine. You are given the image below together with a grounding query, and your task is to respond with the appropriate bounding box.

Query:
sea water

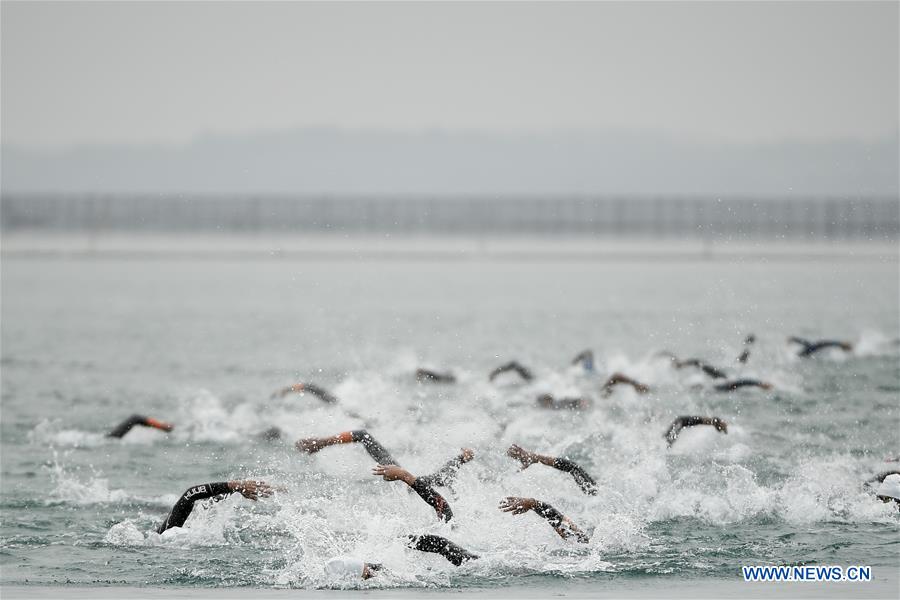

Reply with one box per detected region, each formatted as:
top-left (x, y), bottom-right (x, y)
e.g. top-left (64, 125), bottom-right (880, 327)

top-left (1, 251), bottom-right (898, 595)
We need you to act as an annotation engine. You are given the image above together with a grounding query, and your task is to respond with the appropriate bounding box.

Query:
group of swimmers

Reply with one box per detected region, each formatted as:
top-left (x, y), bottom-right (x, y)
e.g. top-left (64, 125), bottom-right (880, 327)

top-left (105, 332), bottom-right (897, 582)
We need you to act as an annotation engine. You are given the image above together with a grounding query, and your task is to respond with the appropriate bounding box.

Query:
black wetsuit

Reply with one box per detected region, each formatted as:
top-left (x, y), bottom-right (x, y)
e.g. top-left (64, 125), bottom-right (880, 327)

top-left (157, 482), bottom-right (232, 533)
top-left (349, 430), bottom-right (453, 521)
top-left (552, 458), bottom-right (598, 495)
top-left (789, 337), bottom-right (850, 357)
top-left (533, 501), bottom-right (590, 543)
top-left (665, 416), bottom-right (723, 446)
top-left (416, 369), bottom-right (457, 384)
top-left (299, 384), bottom-right (339, 404)
top-left (571, 350), bottom-right (595, 372)
top-left (107, 415), bottom-right (171, 438)
top-left (408, 534), bottom-right (479, 565)
top-left (489, 361), bottom-right (534, 382)
top-left (737, 334), bottom-right (755, 364)
top-left (714, 379), bottom-right (769, 392)
top-left (678, 359), bottom-right (727, 380)
top-left (418, 454), bottom-right (469, 490)
top-left (537, 394), bottom-right (589, 410)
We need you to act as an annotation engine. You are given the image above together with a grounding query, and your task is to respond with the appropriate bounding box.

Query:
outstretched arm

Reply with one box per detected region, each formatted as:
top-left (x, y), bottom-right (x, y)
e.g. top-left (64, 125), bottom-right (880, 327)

top-left (489, 361), bottom-right (534, 382)
top-left (271, 382), bottom-right (338, 403)
top-left (664, 416), bottom-right (727, 447)
top-left (295, 430), bottom-right (397, 465)
top-left (499, 497), bottom-right (589, 543)
top-left (571, 350), bottom-right (595, 372)
top-left (713, 378), bottom-right (773, 392)
top-left (536, 394), bottom-right (591, 410)
top-left (602, 372), bottom-right (650, 395)
top-left (506, 444), bottom-right (597, 495)
top-left (107, 414), bottom-right (174, 438)
top-left (372, 465), bottom-right (453, 522)
top-left (408, 534), bottom-right (479, 565)
top-left (157, 480), bottom-right (273, 533)
top-left (737, 334), bottom-right (755, 364)
top-left (798, 340), bottom-right (853, 357)
top-left (415, 368), bottom-right (457, 384)
top-left (674, 359), bottom-right (727, 380)
top-left (418, 448), bottom-right (475, 488)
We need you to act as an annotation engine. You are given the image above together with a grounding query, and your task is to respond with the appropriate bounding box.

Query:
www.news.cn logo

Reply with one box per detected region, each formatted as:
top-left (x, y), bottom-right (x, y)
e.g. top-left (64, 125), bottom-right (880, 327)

top-left (743, 565), bottom-right (872, 582)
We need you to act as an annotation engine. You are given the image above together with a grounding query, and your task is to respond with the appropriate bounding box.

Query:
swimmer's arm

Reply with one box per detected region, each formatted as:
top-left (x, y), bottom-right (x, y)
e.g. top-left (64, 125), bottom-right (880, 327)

top-left (272, 383), bottom-right (338, 403)
top-left (372, 465), bottom-right (453, 522)
top-left (408, 534), bottom-right (479, 566)
top-left (506, 444), bottom-right (596, 494)
top-left (664, 418), bottom-right (686, 446)
top-left (665, 416), bottom-right (709, 445)
top-left (737, 334), bottom-right (755, 363)
top-left (107, 414), bottom-right (173, 438)
top-left (571, 350), bottom-right (594, 371)
top-left (700, 363), bottom-right (727, 379)
top-left (603, 372), bottom-right (650, 394)
top-left (499, 497), bottom-right (589, 543)
top-left (416, 369), bottom-right (457, 383)
top-left (489, 361), bottom-right (534, 382)
top-left (156, 480), bottom-right (273, 533)
top-left (418, 448), bottom-right (475, 488)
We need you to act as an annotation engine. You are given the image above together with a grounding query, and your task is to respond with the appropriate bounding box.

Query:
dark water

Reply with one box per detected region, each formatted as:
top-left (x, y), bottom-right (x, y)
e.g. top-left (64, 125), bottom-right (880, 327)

top-left (1, 255), bottom-right (898, 593)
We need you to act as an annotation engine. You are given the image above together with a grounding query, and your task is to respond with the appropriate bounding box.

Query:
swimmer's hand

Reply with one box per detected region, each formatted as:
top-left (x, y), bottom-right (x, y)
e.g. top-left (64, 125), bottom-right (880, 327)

top-left (228, 480), bottom-right (274, 501)
top-left (499, 496), bottom-right (537, 515)
top-left (372, 464), bottom-right (416, 485)
top-left (506, 444), bottom-right (536, 470)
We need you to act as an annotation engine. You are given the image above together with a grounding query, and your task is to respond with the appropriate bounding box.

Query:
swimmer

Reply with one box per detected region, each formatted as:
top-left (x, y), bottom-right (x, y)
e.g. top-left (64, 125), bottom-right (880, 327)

top-left (788, 337), bottom-right (853, 358)
top-left (325, 535), bottom-right (477, 581)
top-left (737, 334), bottom-right (756, 364)
top-left (270, 382), bottom-right (339, 403)
top-left (673, 358), bottom-right (728, 380)
top-left (713, 378), bottom-right (773, 392)
top-left (372, 464), bottom-right (454, 522)
top-left (536, 394), bottom-right (591, 411)
top-left (602, 372), bottom-right (650, 395)
top-left (415, 368), bottom-right (457, 384)
top-left (157, 479), bottom-right (273, 534)
top-left (489, 361), bottom-right (534, 383)
top-left (499, 496), bottom-right (589, 543)
top-left (107, 414), bottom-right (174, 438)
top-left (875, 474), bottom-right (900, 508)
top-left (324, 557), bottom-right (383, 581)
top-left (868, 470), bottom-right (900, 484)
top-left (296, 429), bottom-right (475, 490)
top-left (408, 534), bottom-right (479, 565)
top-left (571, 350), bottom-right (595, 373)
top-left (664, 416), bottom-right (728, 447)
top-left (506, 443), bottom-right (597, 495)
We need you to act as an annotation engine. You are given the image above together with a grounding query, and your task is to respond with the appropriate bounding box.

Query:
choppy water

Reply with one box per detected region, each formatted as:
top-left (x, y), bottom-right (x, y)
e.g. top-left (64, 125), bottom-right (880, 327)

top-left (1, 254), bottom-right (899, 593)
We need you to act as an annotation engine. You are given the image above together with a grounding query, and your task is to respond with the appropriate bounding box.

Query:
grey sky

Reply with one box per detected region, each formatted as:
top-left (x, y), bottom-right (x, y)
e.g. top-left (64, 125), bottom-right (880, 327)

top-left (2, 1), bottom-right (898, 149)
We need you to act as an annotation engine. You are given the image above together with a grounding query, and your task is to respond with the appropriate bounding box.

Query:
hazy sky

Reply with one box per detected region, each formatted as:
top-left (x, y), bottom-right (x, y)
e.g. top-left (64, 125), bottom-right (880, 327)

top-left (2, 1), bottom-right (897, 149)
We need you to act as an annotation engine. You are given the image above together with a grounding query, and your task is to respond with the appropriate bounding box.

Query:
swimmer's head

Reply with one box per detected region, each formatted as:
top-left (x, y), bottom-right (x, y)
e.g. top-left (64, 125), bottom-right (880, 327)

top-left (745, 334), bottom-right (756, 344)
top-left (876, 474), bottom-right (900, 504)
top-left (712, 418), bottom-right (728, 434)
top-left (325, 557), bottom-right (381, 581)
